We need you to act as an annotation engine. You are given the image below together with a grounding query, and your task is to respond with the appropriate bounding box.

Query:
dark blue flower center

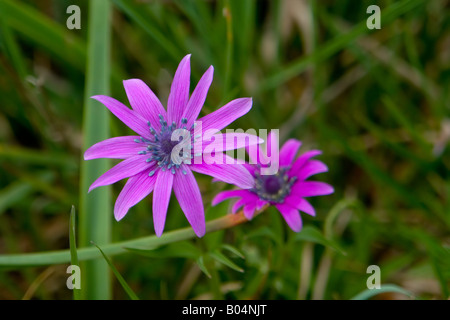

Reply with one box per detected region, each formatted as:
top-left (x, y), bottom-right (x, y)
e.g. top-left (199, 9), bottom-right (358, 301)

top-left (264, 176), bottom-right (282, 194)
top-left (251, 168), bottom-right (297, 203)
top-left (134, 115), bottom-right (197, 176)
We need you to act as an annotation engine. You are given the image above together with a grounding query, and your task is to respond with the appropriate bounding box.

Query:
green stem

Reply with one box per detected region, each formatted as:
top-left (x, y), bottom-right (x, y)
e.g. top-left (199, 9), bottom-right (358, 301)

top-left (79, 0), bottom-right (112, 300)
top-left (0, 210), bottom-right (258, 267)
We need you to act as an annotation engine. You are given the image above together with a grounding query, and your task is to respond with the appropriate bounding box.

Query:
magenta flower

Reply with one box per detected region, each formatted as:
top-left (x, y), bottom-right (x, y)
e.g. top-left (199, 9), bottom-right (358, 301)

top-left (84, 54), bottom-right (255, 237)
top-left (212, 131), bottom-right (334, 232)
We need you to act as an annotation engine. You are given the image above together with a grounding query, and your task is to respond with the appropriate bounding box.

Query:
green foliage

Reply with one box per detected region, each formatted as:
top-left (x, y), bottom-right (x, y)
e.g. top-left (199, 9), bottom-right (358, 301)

top-left (0, 0), bottom-right (448, 300)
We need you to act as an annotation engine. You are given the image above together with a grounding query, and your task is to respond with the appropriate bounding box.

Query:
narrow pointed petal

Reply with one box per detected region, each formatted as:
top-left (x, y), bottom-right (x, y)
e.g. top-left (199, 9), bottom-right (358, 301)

top-left (182, 66), bottom-right (214, 127)
top-left (256, 199), bottom-right (268, 210)
top-left (197, 97), bottom-right (252, 133)
top-left (92, 95), bottom-right (151, 139)
top-left (266, 130), bottom-right (279, 160)
top-left (242, 163), bottom-right (258, 176)
top-left (275, 203), bottom-right (303, 232)
top-left (232, 198), bottom-right (247, 214)
top-left (88, 156), bottom-right (154, 192)
top-left (212, 190), bottom-right (252, 206)
top-left (279, 139), bottom-right (302, 167)
top-left (123, 79), bottom-right (167, 131)
top-left (152, 169), bottom-right (174, 237)
top-left (246, 130), bottom-right (276, 166)
top-left (243, 202), bottom-right (257, 220)
top-left (284, 195), bottom-right (316, 216)
top-left (297, 160), bottom-right (328, 181)
top-left (167, 54), bottom-right (191, 124)
top-left (190, 162), bottom-right (254, 189)
top-left (292, 181), bottom-right (334, 197)
top-left (173, 165), bottom-right (205, 237)
top-left (245, 143), bottom-right (261, 165)
top-left (288, 150), bottom-right (322, 177)
top-left (84, 136), bottom-right (145, 160)
top-left (114, 169), bottom-right (157, 221)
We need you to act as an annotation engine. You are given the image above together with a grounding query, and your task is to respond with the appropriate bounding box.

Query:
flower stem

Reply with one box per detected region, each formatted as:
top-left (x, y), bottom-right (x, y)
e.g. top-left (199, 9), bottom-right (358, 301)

top-left (0, 209), bottom-right (263, 268)
top-left (79, 0), bottom-right (112, 300)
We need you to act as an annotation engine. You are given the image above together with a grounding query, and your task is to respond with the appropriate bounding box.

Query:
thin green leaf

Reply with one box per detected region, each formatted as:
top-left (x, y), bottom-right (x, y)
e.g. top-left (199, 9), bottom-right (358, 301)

top-left (0, 211), bottom-right (254, 268)
top-left (91, 242), bottom-right (139, 301)
top-left (221, 244), bottom-right (245, 259)
top-left (196, 255), bottom-right (212, 278)
top-left (0, 181), bottom-right (33, 216)
top-left (351, 284), bottom-right (415, 300)
top-left (69, 206), bottom-right (80, 300)
top-left (112, 0), bottom-right (182, 61)
top-left (258, 0), bottom-right (425, 92)
top-left (245, 226), bottom-right (282, 246)
top-left (125, 241), bottom-right (202, 260)
top-left (0, 0), bottom-right (85, 71)
top-left (294, 226), bottom-right (346, 255)
top-left (78, 0), bottom-right (112, 300)
top-left (209, 250), bottom-right (244, 273)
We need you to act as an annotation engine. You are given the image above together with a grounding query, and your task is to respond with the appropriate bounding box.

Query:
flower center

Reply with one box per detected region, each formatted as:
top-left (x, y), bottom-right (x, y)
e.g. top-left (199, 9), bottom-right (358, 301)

top-left (134, 115), bottom-right (197, 176)
top-left (264, 176), bottom-right (282, 194)
top-left (251, 168), bottom-right (297, 203)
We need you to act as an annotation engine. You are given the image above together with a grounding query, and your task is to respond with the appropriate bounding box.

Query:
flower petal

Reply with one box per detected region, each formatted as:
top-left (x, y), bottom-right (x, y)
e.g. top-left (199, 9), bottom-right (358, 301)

top-left (297, 160), bottom-right (328, 181)
top-left (182, 66), bottom-right (214, 127)
top-left (284, 195), bottom-right (316, 216)
top-left (190, 161), bottom-right (254, 189)
top-left (167, 54), bottom-right (191, 125)
top-left (197, 97), bottom-right (253, 133)
top-left (256, 199), bottom-right (269, 210)
top-left (279, 139), bottom-right (302, 167)
top-left (84, 136), bottom-right (144, 160)
top-left (114, 169), bottom-right (157, 221)
top-left (275, 203), bottom-right (303, 232)
top-left (152, 169), bottom-right (174, 237)
top-left (246, 130), bottom-right (277, 167)
top-left (288, 150), bottom-right (322, 177)
top-left (243, 202), bottom-right (257, 220)
top-left (232, 198), bottom-right (247, 214)
top-left (88, 156), bottom-right (154, 192)
top-left (92, 95), bottom-right (151, 139)
top-left (212, 190), bottom-right (252, 206)
top-left (123, 79), bottom-right (167, 131)
top-left (292, 181), bottom-right (334, 197)
top-left (173, 165), bottom-right (205, 237)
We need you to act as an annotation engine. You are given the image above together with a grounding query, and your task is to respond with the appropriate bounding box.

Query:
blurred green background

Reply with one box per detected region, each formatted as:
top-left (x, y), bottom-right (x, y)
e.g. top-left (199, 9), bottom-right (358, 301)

top-left (0, 0), bottom-right (449, 300)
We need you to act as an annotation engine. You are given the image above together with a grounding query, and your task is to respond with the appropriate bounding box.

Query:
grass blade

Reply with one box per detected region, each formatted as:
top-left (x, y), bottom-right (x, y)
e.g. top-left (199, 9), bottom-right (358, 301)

top-left (258, 0), bottom-right (425, 92)
top-left (78, 0), bottom-right (112, 300)
top-left (91, 242), bottom-right (139, 300)
top-left (351, 284), bottom-right (415, 300)
top-left (209, 250), bottom-right (244, 273)
top-left (112, 0), bottom-right (182, 61)
top-left (0, 0), bottom-right (85, 71)
top-left (69, 206), bottom-right (81, 300)
top-left (0, 210), bottom-right (254, 267)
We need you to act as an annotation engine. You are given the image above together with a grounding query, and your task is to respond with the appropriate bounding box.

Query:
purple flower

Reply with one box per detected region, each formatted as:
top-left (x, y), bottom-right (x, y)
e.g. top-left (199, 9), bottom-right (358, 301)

top-left (212, 131), bottom-right (334, 232)
top-left (84, 54), bottom-right (255, 237)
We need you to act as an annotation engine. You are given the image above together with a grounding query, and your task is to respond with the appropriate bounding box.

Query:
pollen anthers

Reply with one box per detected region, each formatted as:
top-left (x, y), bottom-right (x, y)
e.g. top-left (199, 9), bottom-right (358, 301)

top-left (252, 167), bottom-right (297, 203)
top-left (134, 115), bottom-right (198, 176)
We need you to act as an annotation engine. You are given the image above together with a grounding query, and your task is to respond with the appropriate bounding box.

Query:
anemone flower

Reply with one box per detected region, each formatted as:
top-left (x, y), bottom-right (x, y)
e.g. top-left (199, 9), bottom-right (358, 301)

top-left (84, 54), bottom-right (256, 237)
top-left (212, 131), bottom-right (334, 232)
